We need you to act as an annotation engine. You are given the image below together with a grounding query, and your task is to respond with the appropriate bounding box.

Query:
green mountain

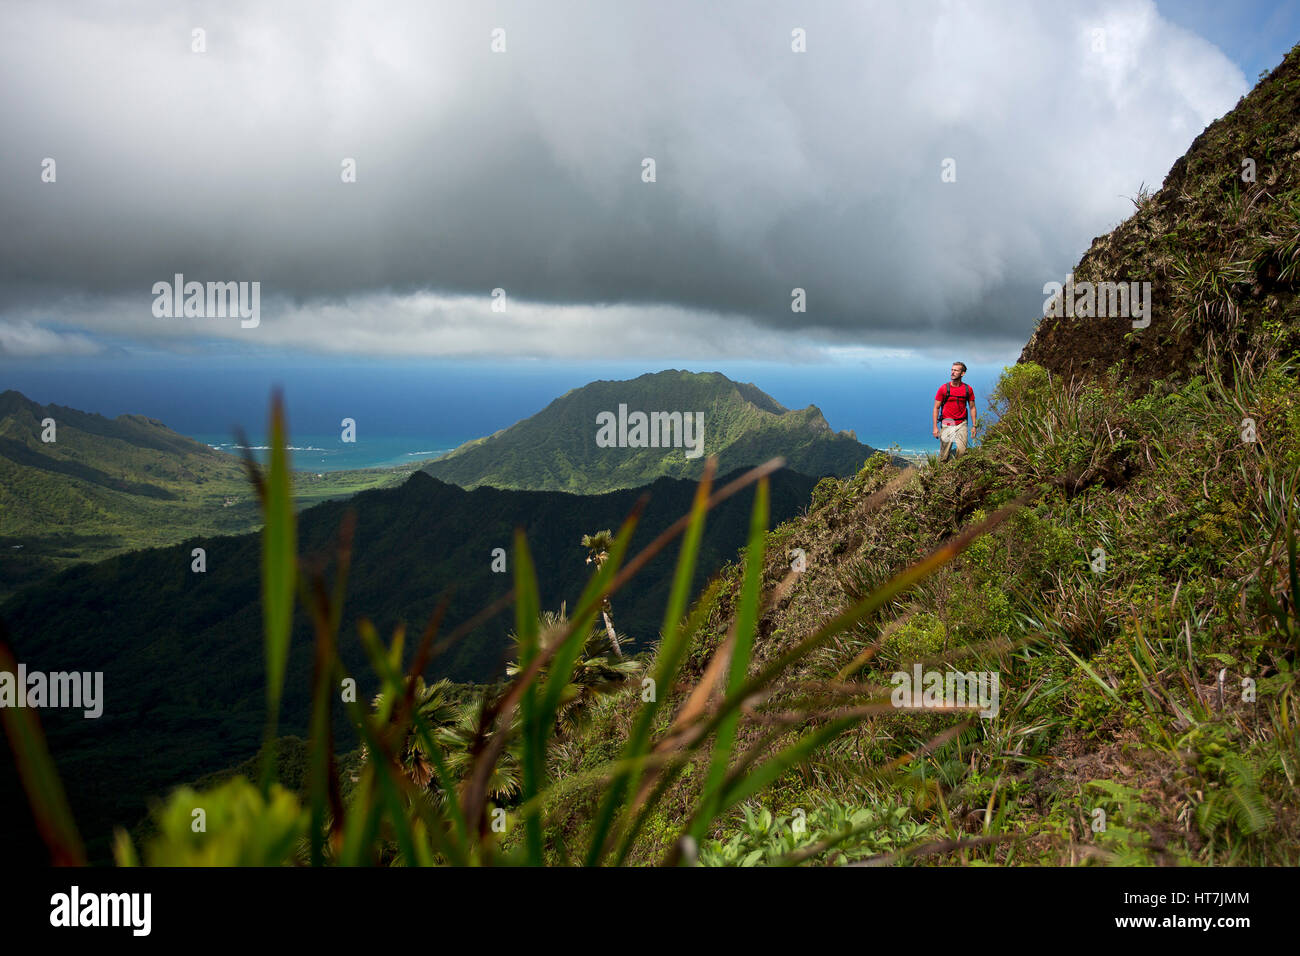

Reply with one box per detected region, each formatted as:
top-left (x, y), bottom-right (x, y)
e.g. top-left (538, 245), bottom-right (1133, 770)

top-left (422, 369), bottom-right (884, 493)
top-left (0, 389), bottom-right (254, 596)
top-left (0, 465), bottom-right (821, 861)
top-left (0, 390), bottom-right (408, 600)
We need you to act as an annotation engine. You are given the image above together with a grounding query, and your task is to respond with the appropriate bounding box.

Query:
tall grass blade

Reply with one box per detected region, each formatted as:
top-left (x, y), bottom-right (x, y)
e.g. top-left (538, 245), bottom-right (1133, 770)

top-left (259, 391), bottom-right (297, 793)
top-left (0, 632), bottom-right (86, 866)
top-left (512, 529), bottom-right (545, 864)
top-left (584, 459), bottom-right (717, 864)
top-left (690, 477), bottom-right (768, 842)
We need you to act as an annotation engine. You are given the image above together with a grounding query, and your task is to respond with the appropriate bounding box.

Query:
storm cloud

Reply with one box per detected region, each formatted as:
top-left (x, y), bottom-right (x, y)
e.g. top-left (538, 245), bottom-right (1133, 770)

top-left (0, 0), bottom-right (1246, 359)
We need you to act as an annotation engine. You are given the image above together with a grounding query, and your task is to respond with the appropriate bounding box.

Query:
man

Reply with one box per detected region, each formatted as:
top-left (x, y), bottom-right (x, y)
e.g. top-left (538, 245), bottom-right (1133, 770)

top-left (932, 362), bottom-right (977, 462)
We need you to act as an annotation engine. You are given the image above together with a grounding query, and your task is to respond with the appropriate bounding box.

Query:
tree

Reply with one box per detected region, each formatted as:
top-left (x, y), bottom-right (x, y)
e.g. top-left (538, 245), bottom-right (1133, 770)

top-left (507, 606), bottom-right (640, 736)
top-left (367, 676), bottom-right (521, 803)
top-left (581, 529), bottom-right (623, 657)
top-left (367, 677), bottom-right (459, 790)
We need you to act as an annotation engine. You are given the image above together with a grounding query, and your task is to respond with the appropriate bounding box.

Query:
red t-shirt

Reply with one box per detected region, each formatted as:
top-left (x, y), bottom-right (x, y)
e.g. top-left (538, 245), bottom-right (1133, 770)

top-left (936, 382), bottom-right (972, 421)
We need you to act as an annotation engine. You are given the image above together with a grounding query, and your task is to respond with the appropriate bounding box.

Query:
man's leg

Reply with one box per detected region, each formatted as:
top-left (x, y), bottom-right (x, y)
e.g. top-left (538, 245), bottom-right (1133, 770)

top-left (951, 422), bottom-right (969, 458)
top-left (939, 424), bottom-right (955, 462)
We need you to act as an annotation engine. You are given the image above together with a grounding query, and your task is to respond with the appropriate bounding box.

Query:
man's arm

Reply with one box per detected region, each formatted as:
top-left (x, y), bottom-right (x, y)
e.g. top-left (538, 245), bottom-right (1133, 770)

top-left (932, 399), bottom-right (942, 438)
top-left (968, 393), bottom-right (978, 433)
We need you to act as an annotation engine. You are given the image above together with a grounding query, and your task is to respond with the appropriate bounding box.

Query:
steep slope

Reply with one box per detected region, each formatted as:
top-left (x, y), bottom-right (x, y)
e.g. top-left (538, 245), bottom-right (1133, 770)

top-left (1021, 45), bottom-right (1300, 387)
top-left (422, 370), bottom-right (883, 493)
top-left (549, 46), bottom-right (1300, 866)
top-left (0, 466), bottom-right (819, 861)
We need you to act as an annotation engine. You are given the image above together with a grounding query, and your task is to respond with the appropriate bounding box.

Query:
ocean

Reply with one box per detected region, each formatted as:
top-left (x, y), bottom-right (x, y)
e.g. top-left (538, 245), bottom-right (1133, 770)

top-left (192, 436), bottom-right (462, 472)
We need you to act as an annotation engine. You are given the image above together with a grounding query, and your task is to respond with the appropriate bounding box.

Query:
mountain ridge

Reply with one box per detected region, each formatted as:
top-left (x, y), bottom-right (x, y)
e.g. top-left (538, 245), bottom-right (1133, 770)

top-left (0, 389), bottom-right (413, 599)
top-left (423, 369), bottom-right (887, 493)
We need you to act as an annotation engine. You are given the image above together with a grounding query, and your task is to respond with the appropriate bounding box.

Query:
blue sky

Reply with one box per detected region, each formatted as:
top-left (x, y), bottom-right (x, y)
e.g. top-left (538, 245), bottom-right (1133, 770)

top-left (1159, 0), bottom-right (1300, 81)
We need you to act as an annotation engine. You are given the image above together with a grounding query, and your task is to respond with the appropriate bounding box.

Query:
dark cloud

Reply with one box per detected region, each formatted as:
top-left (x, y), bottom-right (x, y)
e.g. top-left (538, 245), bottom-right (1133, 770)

top-left (0, 0), bottom-right (1246, 358)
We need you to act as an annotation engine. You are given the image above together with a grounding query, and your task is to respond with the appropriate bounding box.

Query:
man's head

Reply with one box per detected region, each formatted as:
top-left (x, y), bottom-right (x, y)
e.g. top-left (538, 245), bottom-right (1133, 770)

top-left (950, 361), bottom-right (967, 383)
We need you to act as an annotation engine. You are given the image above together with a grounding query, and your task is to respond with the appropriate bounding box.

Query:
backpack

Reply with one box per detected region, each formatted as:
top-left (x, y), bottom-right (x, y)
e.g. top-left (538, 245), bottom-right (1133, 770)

top-left (941, 382), bottom-right (969, 422)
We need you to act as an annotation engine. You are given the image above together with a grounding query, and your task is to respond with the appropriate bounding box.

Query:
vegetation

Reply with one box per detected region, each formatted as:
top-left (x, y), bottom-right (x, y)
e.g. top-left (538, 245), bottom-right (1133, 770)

top-left (1021, 44), bottom-right (1300, 386)
top-left (523, 342), bottom-right (1300, 867)
top-left (5, 396), bottom-right (1004, 866)
top-left (0, 464), bottom-right (820, 862)
top-left (0, 389), bottom-right (416, 600)
top-left (423, 370), bottom-right (884, 493)
top-left (7, 352), bottom-right (1300, 865)
top-left (581, 530), bottom-right (624, 657)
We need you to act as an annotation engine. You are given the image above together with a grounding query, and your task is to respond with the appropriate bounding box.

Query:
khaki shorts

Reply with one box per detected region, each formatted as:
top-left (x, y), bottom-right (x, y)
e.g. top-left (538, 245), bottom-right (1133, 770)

top-left (939, 421), bottom-right (968, 462)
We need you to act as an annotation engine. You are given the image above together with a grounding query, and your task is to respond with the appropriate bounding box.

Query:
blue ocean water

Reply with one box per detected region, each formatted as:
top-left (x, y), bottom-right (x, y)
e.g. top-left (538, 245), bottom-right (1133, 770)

top-left (193, 435), bottom-right (462, 472)
top-left (2, 358), bottom-right (1006, 468)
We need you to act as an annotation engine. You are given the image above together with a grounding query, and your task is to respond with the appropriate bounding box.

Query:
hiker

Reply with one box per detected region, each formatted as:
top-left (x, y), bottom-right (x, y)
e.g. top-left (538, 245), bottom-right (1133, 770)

top-left (932, 362), bottom-right (977, 462)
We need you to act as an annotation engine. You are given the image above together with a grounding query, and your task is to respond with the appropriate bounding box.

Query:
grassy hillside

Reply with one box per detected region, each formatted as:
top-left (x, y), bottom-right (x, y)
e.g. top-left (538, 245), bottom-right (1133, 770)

top-left (0, 390), bottom-right (412, 599)
top-left (549, 356), bottom-right (1298, 864)
top-left (423, 369), bottom-right (884, 493)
